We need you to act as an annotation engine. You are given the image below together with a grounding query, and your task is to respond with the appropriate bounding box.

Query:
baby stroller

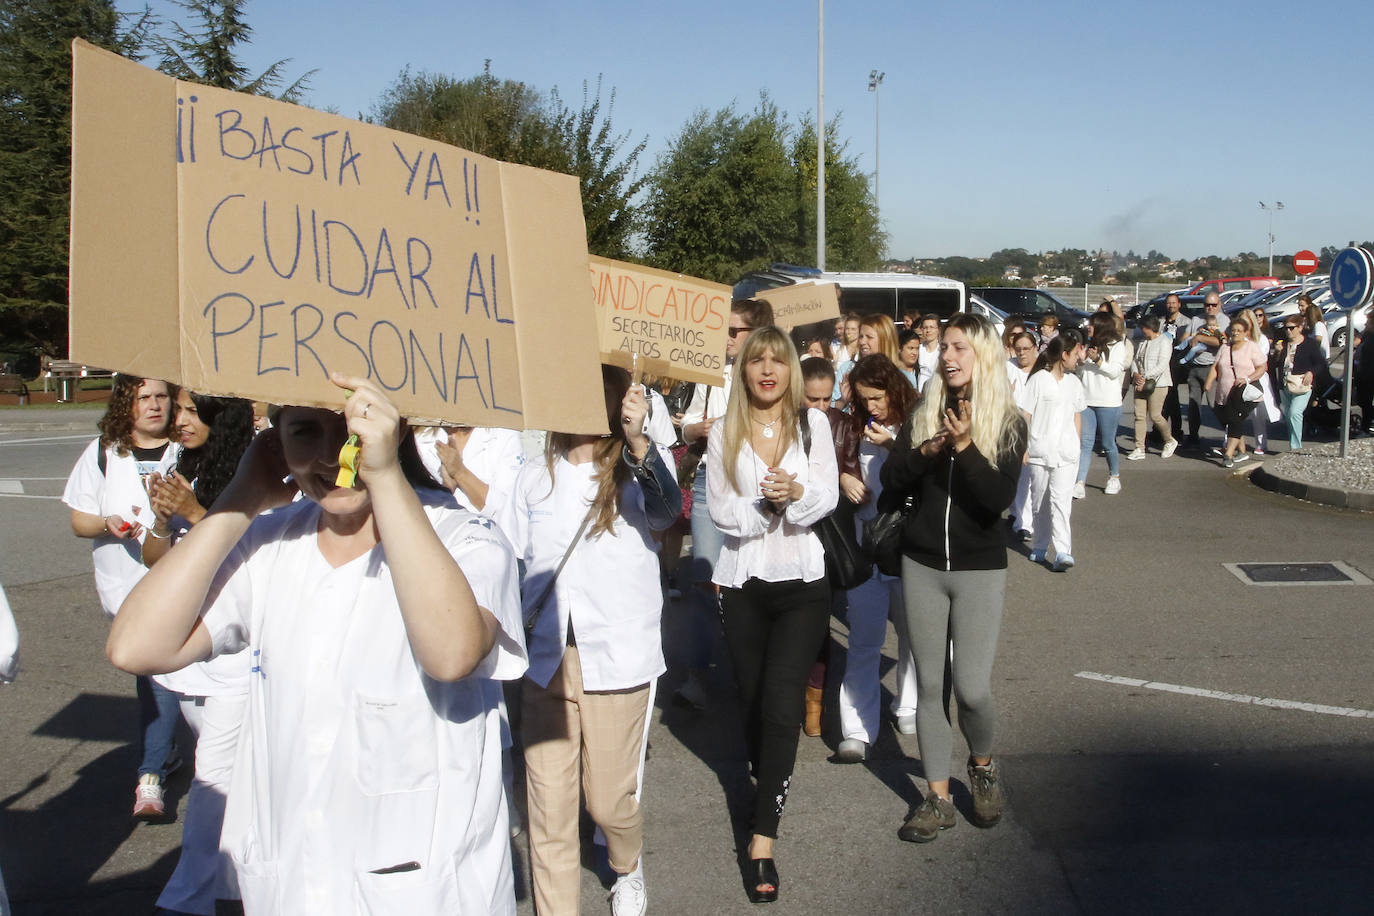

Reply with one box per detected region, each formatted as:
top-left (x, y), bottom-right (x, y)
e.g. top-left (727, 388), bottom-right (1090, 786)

top-left (1304, 375), bottom-right (1360, 437)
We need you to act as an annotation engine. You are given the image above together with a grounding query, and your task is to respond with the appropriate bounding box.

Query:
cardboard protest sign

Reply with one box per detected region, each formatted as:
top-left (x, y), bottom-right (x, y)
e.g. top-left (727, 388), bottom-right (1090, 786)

top-left (588, 256), bottom-right (729, 386)
top-left (69, 40), bottom-right (606, 433)
top-left (755, 281), bottom-right (841, 329)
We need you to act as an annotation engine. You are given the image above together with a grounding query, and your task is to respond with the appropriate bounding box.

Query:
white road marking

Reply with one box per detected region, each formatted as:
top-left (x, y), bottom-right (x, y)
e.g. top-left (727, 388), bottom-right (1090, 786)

top-left (0, 434), bottom-right (92, 446)
top-left (0, 493), bottom-right (61, 500)
top-left (0, 480), bottom-right (23, 493)
top-left (1075, 671), bottom-right (1374, 719)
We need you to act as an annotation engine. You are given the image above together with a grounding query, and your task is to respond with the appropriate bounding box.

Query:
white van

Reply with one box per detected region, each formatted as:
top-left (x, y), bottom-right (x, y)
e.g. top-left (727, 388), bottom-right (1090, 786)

top-left (733, 265), bottom-right (967, 323)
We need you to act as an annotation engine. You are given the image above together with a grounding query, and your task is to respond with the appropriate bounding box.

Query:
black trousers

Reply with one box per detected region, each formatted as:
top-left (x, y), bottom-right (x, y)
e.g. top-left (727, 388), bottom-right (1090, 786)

top-left (720, 576), bottom-right (831, 838)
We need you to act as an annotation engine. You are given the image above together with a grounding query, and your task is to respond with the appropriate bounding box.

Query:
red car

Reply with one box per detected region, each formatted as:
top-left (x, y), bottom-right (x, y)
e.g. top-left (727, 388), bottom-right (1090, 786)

top-left (1184, 276), bottom-right (1279, 295)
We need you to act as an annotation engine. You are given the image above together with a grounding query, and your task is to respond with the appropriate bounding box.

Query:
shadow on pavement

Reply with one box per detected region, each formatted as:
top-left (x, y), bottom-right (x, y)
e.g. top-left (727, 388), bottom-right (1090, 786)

top-left (1, 695), bottom-right (192, 913)
top-left (1009, 744), bottom-right (1374, 913)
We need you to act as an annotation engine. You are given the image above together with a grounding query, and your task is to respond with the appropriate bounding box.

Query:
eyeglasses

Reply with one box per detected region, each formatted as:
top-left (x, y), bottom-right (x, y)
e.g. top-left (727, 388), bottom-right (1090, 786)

top-left (727, 326), bottom-right (754, 338)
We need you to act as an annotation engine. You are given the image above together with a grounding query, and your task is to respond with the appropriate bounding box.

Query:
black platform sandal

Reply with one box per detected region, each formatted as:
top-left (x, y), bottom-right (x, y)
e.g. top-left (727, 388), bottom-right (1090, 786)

top-left (747, 858), bottom-right (779, 904)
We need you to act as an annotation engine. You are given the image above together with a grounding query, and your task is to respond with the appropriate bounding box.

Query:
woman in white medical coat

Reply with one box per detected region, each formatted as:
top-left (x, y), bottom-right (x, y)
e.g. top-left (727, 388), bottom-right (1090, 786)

top-left (501, 365), bottom-right (680, 916)
top-left (107, 373), bottom-right (527, 915)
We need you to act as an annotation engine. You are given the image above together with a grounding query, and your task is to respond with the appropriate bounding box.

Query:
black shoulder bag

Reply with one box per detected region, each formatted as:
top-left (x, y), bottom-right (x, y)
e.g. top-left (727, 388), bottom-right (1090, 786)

top-left (798, 417), bottom-right (872, 590)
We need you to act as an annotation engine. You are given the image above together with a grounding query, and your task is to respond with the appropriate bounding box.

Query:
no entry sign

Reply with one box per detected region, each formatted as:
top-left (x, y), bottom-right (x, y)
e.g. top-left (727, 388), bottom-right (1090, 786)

top-left (1292, 250), bottom-right (1319, 276)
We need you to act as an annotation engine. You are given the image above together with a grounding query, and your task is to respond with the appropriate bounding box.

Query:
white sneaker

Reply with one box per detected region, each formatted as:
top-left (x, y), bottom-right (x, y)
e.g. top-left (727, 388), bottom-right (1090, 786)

top-left (894, 712), bottom-right (917, 735)
top-left (1160, 440), bottom-right (1178, 459)
top-left (1126, 448), bottom-right (1146, 461)
top-left (1104, 476), bottom-right (1121, 495)
top-left (610, 864), bottom-right (647, 916)
top-left (835, 738), bottom-right (868, 763)
top-left (1072, 481), bottom-right (1086, 500)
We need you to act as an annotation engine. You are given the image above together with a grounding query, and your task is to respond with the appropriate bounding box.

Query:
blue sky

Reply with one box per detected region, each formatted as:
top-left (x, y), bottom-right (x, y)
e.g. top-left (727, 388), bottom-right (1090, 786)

top-left (119, 0), bottom-right (1374, 263)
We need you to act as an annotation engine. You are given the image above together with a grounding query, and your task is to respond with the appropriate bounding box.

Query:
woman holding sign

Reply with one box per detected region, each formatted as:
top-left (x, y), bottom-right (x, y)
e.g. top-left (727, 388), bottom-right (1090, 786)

top-left (500, 365), bottom-right (680, 916)
top-left (107, 373), bottom-right (527, 914)
top-left (707, 326), bottom-right (837, 904)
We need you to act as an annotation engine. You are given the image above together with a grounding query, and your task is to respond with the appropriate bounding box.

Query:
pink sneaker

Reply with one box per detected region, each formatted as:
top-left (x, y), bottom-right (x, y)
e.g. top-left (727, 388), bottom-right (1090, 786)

top-left (132, 773), bottom-right (164, 818)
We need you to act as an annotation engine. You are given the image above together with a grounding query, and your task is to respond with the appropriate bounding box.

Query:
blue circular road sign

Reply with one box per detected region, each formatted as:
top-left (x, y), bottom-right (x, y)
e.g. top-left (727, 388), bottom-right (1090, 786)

top-left (1329, 246), bottom-right (1374, 310)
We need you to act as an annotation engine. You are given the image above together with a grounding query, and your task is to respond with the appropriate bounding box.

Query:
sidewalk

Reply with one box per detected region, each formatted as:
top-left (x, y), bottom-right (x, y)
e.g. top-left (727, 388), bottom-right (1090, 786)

top-left (0, 405), bottom-right (104, 434)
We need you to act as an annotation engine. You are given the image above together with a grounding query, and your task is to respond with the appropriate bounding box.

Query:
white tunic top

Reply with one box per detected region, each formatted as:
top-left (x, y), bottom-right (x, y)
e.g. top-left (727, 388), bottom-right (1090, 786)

top-left (500, 451), bottom-right (671, 691)
top-left (707, 409), bottom-right (838, 588)
top-left (413, 427), bottom-right (526, 518)
top-left (62, 438), bottom-right (178, 616)
top-left (200, 493), bottom-right (526, 915)
top-left (917, 342), bottom-right (941, 392)
top-left (1019, 371), bottom-right (1087, 468)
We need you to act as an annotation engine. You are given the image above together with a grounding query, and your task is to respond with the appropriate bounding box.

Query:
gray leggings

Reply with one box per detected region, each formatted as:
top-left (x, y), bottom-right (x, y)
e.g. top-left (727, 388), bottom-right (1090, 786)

top-left (900, 559), bottom-right (1006, 784)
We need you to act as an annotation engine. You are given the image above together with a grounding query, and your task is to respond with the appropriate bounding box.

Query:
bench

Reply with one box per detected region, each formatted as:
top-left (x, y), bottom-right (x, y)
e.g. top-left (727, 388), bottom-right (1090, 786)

top-left (0, 373), bottom-right (30, 403)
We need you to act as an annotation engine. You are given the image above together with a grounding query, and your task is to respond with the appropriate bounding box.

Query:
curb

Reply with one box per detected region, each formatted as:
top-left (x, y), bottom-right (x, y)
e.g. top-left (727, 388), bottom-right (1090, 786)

top-left (1251, 465), bottom-right (1374, 512)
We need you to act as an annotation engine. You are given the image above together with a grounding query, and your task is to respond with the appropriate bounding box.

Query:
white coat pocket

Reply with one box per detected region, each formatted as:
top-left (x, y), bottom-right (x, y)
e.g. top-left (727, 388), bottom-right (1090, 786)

top-left (355, 855), bottom-right (460, 915)
top-left (352, 692), bottom-right (439, 796)
top-left (233, 858), bottom-right (279, 914)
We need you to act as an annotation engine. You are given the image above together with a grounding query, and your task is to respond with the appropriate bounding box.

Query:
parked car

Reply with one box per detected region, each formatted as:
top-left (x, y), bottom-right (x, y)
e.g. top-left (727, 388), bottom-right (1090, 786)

top-left (967, 293), bottom-right (1007, 338)
top-left (734, 264), bottom-right (967, 322)
top-left (1227, 284), bottom-right (1300, 315)
top-left (1323, 305), bottom-right (1368, 351)
top-left (1184, 276), bottom-right (1280, 296)
top-left (968, 287), bottom-right (1091, 330)
top-left (1219, 289), bottom-right (1253, 306)
top-left (1125, 294), bottom-right (1207, 330)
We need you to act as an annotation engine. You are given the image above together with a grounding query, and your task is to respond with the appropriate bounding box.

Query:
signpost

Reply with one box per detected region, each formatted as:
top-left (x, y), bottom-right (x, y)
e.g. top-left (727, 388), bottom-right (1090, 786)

top-left (1327, 246), bottom-right (1374, 458)
top-left (1292, 249), bottom-right (1319, 276)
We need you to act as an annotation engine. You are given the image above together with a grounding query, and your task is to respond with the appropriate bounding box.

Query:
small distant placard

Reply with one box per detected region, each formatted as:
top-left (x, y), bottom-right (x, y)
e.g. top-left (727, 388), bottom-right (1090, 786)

top-left (755, 281), bottom-right (841, 329)
top-left (68, 40), bottom-right (606, 433)
top-left (589, 256), bottom-right (729, 386)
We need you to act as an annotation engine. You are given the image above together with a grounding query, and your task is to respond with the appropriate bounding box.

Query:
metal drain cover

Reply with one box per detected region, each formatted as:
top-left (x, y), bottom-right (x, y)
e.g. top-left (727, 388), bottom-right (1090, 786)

top-left (1223, 561), bottom-right (1372, 587)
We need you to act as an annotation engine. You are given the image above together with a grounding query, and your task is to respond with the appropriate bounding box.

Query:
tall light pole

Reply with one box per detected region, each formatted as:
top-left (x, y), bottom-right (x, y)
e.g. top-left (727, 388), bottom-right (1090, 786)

top-left (817, 0), bottom-right (825, 270)
top-left (868, 70), bottom-right (884, 226)
top-left (1259, 201), bottom-right (1284, 276)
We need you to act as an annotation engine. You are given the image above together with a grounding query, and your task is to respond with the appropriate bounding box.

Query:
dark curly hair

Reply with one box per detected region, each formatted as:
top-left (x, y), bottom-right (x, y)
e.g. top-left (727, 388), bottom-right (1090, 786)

top-left (847, 354), bottom-right (916, 432)
top-left (173, 394), bottom-right (256, 509)
top-left (98, 375), bottom-right (175, 457)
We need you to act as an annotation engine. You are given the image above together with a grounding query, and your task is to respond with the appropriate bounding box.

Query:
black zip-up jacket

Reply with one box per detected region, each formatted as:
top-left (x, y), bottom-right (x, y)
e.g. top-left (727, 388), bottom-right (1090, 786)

top-left (877, 417), bottom-right (1027, 571)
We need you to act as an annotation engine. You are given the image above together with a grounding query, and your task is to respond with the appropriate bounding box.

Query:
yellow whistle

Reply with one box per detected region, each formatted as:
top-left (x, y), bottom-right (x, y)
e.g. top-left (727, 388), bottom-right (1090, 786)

top-left (335, 434), bottom-right (360, 488)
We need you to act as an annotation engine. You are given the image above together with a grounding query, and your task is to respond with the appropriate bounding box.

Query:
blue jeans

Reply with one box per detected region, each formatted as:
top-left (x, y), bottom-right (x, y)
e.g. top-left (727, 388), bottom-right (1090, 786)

top-left (682, 467), bottom-right (724, 670)
top-left (136, 675), bottom-right (181, 778)
top-left (1078, 405), bottom-right (1122, 482)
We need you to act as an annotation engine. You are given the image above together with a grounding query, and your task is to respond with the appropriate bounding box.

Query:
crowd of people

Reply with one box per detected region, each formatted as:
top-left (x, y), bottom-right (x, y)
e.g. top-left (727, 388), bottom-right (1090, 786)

top-left (38, 289), bottom-right (1372, 915)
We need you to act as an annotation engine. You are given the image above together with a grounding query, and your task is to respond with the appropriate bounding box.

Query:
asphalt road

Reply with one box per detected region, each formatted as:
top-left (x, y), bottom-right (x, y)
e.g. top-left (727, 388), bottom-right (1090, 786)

top-left (1, 405), bottom-right (1372, 915)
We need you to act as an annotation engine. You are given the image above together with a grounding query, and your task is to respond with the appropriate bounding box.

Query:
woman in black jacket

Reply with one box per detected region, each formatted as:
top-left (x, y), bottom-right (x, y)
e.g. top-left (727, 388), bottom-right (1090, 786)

top-left (878, 313), bottom-right (1027, 844)
top-left (1273, 316), bottom-right (1328, 450)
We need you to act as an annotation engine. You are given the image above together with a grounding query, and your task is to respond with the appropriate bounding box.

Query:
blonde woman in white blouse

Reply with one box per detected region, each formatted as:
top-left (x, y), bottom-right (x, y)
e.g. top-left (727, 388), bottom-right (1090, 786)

top-left (706, 326), bottom-right (838, 904)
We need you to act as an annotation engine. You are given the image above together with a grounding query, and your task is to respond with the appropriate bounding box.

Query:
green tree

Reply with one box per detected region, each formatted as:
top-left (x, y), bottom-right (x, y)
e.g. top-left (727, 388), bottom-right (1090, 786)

top-left (155, 0), bottom-right (313, 100)
top-left (641, 97), bottom-right (884, 284)
top-left (641, 100), bottom-right (796, 283)
top-left (549, 78), bottom-right (647, 261)
top-left (0, 0), bottom-right (150, 364)
top-left (374, 65), bottom-right (647, 258)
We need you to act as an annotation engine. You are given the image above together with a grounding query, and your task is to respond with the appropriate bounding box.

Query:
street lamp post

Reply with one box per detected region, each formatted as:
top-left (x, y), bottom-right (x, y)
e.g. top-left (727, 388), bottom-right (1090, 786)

top-left (868, 70), bottom-right (884, 225)
top-left (817, 0), bottom-right (825, 270)
top-left (1259, 201), bottom-right (1284, 276)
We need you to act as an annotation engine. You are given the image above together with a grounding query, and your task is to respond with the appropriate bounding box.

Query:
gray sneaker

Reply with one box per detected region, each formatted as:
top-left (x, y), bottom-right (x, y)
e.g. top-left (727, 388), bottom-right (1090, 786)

top-left (966, 759), bottom-right (1004, 828)
top-left (898, 792), bottom-right (956, 843)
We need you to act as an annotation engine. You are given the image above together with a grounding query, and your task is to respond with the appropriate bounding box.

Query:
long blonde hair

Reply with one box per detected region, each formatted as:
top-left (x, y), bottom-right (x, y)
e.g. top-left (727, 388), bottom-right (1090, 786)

top-left (1236, 308), bottom-right (1262, 344)
top-left (906, 313), bottom-right (1024, 466)
top-left (721, 326), bottom-right (804, 495)
top-left (859, 314), bottom-right (901, 364)
top-left (544, 365), bottom-right (633, 538)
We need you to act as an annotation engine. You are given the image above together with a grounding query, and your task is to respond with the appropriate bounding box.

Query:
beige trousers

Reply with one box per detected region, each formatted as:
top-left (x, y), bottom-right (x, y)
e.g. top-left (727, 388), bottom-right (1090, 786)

top-left (523, 646), bottom-right (651, 916)
top-left (1133, 387), bottom-right (1173, 448)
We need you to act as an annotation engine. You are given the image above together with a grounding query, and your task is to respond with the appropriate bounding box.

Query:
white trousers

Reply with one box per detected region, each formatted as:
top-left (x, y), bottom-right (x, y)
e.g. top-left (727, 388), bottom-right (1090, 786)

top-left (155, 692), bottom-right (247, 915)
top-left (1029, 463), bottom-right (1076, 561)
top-left (1012, 465), bottom-right (1034, 536)
top-left (839, 572), bottom-right (918, 744)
